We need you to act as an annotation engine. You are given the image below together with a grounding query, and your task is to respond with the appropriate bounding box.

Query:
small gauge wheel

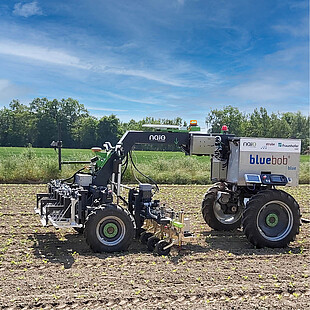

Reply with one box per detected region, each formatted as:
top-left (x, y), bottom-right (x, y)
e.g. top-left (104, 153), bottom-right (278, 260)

top-left (154, 240), bottom-right (171, 256)
top-left (140, 232), bottom-right (154, 244)
top-left (146, 236), bottom-right (160, 251)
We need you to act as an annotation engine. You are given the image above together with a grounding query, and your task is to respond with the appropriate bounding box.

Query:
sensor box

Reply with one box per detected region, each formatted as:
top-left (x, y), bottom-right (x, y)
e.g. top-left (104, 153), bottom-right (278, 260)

top-left (75, 174), bottom-right (93, 187)
top-left (190, 135), bottom-right (215, 155)
top-left (227, 138), bottom-right (301, 186)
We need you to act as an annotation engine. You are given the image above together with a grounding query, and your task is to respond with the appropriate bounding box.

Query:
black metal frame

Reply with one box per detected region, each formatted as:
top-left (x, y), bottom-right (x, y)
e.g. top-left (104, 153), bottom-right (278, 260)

top-left (93, 131), bottom-right (191, 186)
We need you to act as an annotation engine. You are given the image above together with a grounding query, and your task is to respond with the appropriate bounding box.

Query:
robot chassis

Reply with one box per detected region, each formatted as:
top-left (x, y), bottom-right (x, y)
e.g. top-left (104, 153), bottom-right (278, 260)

top-left (35, 126), bottom-right (302, 255)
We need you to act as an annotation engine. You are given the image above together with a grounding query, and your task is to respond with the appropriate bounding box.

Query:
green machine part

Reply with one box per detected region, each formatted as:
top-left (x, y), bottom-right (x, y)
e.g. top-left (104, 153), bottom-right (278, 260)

top-left (93, 149), bottom-right (113, 169)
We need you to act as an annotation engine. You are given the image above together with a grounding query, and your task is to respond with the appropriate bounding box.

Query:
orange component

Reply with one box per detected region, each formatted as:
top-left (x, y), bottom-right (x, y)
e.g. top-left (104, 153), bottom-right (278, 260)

top-left (190, 120), bottom-right (197, 126)
top-left (91, 147), bottom-right (102, 152)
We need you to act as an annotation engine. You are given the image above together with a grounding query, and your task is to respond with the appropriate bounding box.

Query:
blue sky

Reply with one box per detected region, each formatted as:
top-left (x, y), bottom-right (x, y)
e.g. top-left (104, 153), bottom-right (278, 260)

top-left (0, 0), bottom-right (308, 125)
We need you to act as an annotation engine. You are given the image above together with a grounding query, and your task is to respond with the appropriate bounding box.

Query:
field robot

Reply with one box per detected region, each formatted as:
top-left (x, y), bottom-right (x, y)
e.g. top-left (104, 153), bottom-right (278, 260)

top-left (35, 122), bottom-right (301, 255)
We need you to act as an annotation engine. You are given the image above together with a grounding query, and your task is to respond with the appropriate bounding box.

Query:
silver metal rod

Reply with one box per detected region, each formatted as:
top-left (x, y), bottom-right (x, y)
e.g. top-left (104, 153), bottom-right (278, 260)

top-left (117, 163), bottom-right (122, 197)
top-left (61, 161), bottom-right (90, 164)
top-left (71, 199), bottom-right (77, 222)
top-left (111, 173), bottom-right (115, 193)
top-left (163, 241), bottom-right (175, 250)
top-left (116, 163), bottom-right (122, 205)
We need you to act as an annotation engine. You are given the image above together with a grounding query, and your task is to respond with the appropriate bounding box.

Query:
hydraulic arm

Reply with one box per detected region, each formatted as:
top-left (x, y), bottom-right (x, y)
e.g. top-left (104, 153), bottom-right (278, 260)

top-left (93, 131), bottom-right (192, 186)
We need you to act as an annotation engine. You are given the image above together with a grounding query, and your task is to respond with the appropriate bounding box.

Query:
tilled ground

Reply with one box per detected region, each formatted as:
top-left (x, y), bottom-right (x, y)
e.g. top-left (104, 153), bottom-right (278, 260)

top-left (0, 184), bottom-right (309, 309)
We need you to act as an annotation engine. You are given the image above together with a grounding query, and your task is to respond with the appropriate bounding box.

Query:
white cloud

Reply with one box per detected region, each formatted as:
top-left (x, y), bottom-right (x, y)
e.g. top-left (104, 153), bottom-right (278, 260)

top-left (264, 46), bottom-right (307, 65)
top-left (272, 19), bottom-right (309, 37)
top-left (289, 1), bottom-right (309, 10)
top-left (100, 91), bottom-right (161, 105)
top-left (87, 107), bottom-right (128, 112)
top-left (101, 64), bottom-right (220, 89)
top-left (103, 67), bottom-right (187, 87)
top-left (13, 1), bottom-right (43, 18)
top-left (0, 79), bottom-right (10, 91)
top-left (228, 80), bottom-right (305, 102)
top-left (0, 40), bottom-right (89, 69)
top-left (0, 79), bottom-right (30, 104)
top-left (225, 43), bottom-right (308, 110)
top-left (0, 40), bottom-right (211, 88)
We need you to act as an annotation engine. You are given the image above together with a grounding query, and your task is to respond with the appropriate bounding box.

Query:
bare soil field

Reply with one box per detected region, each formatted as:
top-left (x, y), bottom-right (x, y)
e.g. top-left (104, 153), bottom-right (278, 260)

top-left (0, 184), bottom-right (309, 309)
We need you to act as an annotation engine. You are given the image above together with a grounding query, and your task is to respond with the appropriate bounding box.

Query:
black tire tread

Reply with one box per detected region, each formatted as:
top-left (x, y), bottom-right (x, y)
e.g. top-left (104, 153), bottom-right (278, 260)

top-left (147, 236), bottom-right (160, 252)
top-left (140, 232), bottom-right (154, 245)
top-left (201, 184), bottom-right (242, 231)
top-left (154, 240), bottom-right (171, 256)
top-left (84, 204), bottom-right (135, 253)
top-left (242, 189), bottom-right (300, 248)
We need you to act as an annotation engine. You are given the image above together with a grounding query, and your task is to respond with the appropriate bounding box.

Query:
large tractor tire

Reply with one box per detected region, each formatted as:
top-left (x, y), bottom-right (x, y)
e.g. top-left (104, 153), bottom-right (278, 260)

top-left (84, 204), bottom-right (135, 253)
top-left (201, 184), bottom-right (242, 231)
top-left (243, 190), bottom-right (300, 248)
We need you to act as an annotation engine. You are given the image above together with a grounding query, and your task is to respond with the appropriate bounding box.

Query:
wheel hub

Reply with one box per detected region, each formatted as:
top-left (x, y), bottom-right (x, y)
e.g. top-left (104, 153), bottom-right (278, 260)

top-left (214, 201), bottom-right (242, 224)
top-left (230, 205), bottom-right (238, 213)
top-left (103, 223), bottom-right (118, 238)
top-left (257, 200), bottom-right (293, 242)
top-left (266, 213), bottom-right (279, 227)
top-left (96, 215), bottom-right (126, 246)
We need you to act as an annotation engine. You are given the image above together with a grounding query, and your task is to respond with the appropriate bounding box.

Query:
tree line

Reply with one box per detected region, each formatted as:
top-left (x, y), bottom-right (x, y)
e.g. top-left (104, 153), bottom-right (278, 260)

top-left (206, 106), bottom-right (309, 153)
top-left (0, 98), bottom-right (309, 153)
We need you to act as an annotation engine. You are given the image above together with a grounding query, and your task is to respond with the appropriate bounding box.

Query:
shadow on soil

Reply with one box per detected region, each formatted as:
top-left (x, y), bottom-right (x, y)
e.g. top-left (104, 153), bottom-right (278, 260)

top-left (28, 229), bottom-right (302, 268)
top-left (28, 232), bottom-right (84, 269)
top-left (200, 230), bottom-right (302, 255)
top-left (28, 231), bottom-right (151, 269)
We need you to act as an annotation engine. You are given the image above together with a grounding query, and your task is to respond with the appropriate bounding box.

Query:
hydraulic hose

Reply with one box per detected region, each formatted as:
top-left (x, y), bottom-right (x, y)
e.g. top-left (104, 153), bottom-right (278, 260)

top-left (60, 167), bottom-right (86, 183)
top-left (121, 154), bottom-right (129, 175)
top-left (129, 150), bottom-right (159, 192)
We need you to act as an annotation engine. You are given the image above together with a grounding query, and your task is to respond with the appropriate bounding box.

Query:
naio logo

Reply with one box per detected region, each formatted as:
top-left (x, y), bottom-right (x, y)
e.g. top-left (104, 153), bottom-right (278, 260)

top-left (243, 141), bottom-right (256, 147)
top-left (149, 134), bottom-right (166, 142)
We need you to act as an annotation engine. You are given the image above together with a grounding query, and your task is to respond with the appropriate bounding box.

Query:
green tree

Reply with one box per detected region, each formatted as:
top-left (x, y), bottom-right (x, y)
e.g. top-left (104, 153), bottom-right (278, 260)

top-left (245, 107), bottom-right (271, 137)
top-left (72, 116), bottom-right (98, 148)
top-left (58, 98), bottom-right (89, 147)
top-left (121, 119), bottom-right (143, 132)
top-left (267, 112), bottom-right (291, 138)
top-left (97, 115), bottom-right (122, 146)
top-left (30, 97), bottom-right (88, 147)
top-left (0, 100), bottom-right (35, 146)
top-left (282, 111), bottom-right (310, 153)
top-left (206, 105), bottom-right (246, 136)
top-left (30, 98), bottom-right (58, 147)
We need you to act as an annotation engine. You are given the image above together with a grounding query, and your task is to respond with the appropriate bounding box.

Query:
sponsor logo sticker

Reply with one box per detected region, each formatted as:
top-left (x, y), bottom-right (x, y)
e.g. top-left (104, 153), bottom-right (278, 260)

top-left (278, 142), bottom-right (299, 148)
top-left (243, 141), bottom-right (256, 147)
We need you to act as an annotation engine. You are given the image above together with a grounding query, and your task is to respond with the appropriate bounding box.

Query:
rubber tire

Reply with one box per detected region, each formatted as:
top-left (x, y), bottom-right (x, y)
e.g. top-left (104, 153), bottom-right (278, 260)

top-left (243, 190), bottom-right (300, 248)
top-left (84, 204), bottom-right (135, 253)
top-left (140, 232), bottom-right (154, 245)
top-left (154, 240), bottom-right (171, 256)
top-left (147, 236), bottom-right (160, 252)
top-left (201, 185), bottom-right (242, 231)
